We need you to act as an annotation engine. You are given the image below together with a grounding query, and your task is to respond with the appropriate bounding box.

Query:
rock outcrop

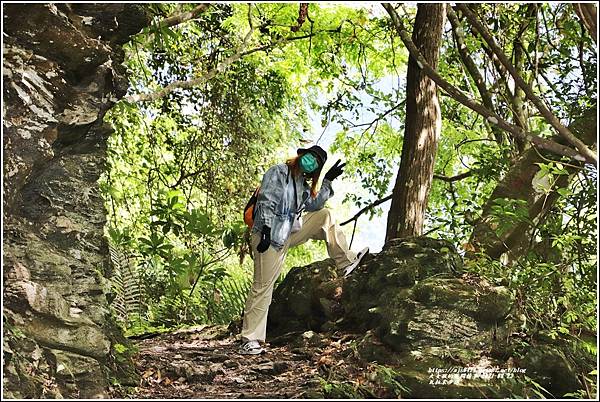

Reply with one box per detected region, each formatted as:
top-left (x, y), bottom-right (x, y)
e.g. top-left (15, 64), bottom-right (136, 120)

top-left (3, 4), bottom-right (148, 398)
top-left (268, 237), bottom-right (586, 398)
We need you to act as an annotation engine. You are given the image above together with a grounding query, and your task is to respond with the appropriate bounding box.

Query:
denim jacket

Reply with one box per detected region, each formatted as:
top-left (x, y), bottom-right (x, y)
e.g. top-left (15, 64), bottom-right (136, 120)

top-left (251, 163), bottom-right (334, 250)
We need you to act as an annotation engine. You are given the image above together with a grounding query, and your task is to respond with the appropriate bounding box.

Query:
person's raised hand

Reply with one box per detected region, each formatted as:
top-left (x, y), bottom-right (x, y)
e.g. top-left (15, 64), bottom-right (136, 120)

top-left (324, 159), bottom-right (346, 182)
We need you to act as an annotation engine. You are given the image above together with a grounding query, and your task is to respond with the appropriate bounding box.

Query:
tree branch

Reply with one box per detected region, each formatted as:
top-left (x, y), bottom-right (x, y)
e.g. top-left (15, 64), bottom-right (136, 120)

top-left (340, 195), bottom-right (392, 226)
top-left (291, 3), bottom-right (309, 32)
top-left (126, 28), bottom-right (338, 103)
top-left (447, 6), bottom-right (505, 144)
top-left (239, 30), bottom-right (331, 57)
top-left (382, 3), bottom-right (592, 165)
top-left (456, 3), bottom-right (597, 165)
top-left (158, 4), bottom-right (211, 29)
top-left (352, 100), bottom-right (405, 130)
top-left (125, 23), bottom-right (256, 103)
top-left (573, 3), bottom-right (597, 44)
top-left (339, 170), bottom-right (470, 226)
top-left (433, 171), bottom-right (472, 182)
top-left (340, 170), bottom-right (473, 226)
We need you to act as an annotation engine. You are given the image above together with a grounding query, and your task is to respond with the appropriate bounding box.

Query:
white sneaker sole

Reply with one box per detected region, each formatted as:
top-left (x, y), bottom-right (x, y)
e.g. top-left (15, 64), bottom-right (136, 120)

top-left (238, 344), bottom-right (265, 355)
top-left (344, 247), bottom-right (369, 277)
top-left (238, 348), bottom-right (264, 355)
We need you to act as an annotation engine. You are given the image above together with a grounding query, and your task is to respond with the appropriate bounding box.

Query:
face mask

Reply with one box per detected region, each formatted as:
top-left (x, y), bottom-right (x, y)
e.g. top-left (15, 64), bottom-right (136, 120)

top-left (299, 153), bottom-right (319, 173)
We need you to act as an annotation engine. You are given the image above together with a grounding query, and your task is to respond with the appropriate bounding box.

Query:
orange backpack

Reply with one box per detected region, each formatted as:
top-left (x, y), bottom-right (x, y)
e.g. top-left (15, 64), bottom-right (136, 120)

top-left (243, 186), bottom-right (261, 229)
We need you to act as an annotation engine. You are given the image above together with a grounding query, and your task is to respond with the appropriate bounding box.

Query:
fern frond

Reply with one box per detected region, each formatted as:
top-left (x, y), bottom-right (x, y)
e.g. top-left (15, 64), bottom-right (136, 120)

top-left (209, 275), bottom-right (252, 324)
top-left (108, 243), bottom-right (144, 325)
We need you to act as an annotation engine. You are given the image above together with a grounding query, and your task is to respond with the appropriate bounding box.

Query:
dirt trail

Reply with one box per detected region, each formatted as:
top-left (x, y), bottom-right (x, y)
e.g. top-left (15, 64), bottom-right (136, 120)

top-left (122, 325), bottom-right (333, 399)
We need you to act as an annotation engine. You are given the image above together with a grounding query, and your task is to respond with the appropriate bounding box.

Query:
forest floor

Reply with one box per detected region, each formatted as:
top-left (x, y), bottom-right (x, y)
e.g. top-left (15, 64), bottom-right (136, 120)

top-left (115, 324), bottom-right (395, 399)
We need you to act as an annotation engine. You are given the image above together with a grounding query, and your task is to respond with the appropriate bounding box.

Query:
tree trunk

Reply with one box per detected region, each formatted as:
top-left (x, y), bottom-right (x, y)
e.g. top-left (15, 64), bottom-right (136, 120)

top-left (469, 105), bottom-right (597, 262)
top-left (573, 3), bottom-right (597, 44)
top-left (510, 4), bottom-right (537, 153)
top-left (385, 4), bottom-right (446, 242)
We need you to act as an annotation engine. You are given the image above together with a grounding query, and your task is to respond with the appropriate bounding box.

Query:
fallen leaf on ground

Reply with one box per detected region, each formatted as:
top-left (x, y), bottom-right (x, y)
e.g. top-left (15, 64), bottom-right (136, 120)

top-left (317, 356), bottom-right (334, 366)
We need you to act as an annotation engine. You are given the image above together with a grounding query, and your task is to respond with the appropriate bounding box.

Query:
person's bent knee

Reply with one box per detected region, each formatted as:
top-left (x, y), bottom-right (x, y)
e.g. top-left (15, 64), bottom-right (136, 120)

top-left (316, 207), bottom-right (335, 225)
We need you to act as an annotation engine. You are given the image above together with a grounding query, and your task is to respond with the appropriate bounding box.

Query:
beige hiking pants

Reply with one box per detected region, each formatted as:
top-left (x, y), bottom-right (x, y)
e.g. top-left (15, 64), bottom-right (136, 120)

top-left (241, 207), bottom-right (357, 342)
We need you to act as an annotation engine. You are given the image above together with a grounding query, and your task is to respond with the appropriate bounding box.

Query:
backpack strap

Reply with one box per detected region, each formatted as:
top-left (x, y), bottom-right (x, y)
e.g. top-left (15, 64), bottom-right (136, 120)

top-left (286, 165), bottom-right (298, 212)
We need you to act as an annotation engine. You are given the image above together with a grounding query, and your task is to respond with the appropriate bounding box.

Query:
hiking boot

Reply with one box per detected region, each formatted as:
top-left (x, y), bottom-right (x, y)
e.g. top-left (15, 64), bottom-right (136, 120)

top-left (238, 340), bottom-right (264, 355)
top-left (343, 247), bottom-right (370, 277)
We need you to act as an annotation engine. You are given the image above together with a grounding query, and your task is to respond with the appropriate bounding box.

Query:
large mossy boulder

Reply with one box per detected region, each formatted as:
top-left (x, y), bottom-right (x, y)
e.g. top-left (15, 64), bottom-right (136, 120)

top-left (341, 237), bottom-right (470, 348)
top-left (268, 236), bottom-right (586, 398)
top-left (268, 237), bottom-right (512, 347)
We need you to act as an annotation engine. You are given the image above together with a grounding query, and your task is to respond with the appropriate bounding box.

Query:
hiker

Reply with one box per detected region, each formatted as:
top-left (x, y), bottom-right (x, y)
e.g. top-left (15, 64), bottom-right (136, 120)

top-left (239, 145), bottom-right (369, 355)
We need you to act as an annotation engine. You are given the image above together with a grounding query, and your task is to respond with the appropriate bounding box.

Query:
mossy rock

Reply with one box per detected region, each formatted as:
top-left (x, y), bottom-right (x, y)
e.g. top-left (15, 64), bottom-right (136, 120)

top-left (346, 237), bottom-right (463, 296)
top-left (404, 304), bottom-right (480, 348)
top-left (412, 278), bottom-right (514, 324)
top-left (51, 349), bottom-right (106, 398)
top-left (412, 278), bottom-right (475, 308)
top-left (391, 346), bottom-right (522, 398)
top-left (341, 238), bottom-right (470, 349)
top-left (354, 331), bottom-right (402, 364)
top-left (475, 286), bottom-right (514, 323)
top-left (520, 344), bottom-right (581, 397)
top-left (381, 237), bottom-right (464, 279)
top-left (268, 259), bottom-right (339, 336)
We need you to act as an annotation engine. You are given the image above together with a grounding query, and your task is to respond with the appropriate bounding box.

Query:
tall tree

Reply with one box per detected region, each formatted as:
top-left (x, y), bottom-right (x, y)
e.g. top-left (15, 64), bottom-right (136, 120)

top-left (383, 4), bottom-right (446, 241)
top-left (458, 3), bottom-right (598, 261)
top-left (469, 105), bottom-right (597, 262)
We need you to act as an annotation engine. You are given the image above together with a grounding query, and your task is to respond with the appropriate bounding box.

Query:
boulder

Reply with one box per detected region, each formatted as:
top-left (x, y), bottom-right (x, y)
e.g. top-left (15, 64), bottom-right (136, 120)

top-left (267, 258), bottom-right (342, 335)
top-left (520, 344), bottom-right (581, 397)
top-left (267, 236), bottom-right (583, 397)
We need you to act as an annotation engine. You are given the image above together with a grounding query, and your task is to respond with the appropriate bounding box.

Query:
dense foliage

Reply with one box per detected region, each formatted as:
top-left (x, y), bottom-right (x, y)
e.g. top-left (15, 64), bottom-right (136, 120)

top-left (100, 4), bottom-right (596, 395)
top-left (100, 3), bottom-right (381, 331)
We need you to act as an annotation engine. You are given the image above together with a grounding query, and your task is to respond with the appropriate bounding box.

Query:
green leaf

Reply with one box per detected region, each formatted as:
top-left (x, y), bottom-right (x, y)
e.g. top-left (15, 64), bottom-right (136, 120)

top-left (161, 26), bottom-right (179, 40)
